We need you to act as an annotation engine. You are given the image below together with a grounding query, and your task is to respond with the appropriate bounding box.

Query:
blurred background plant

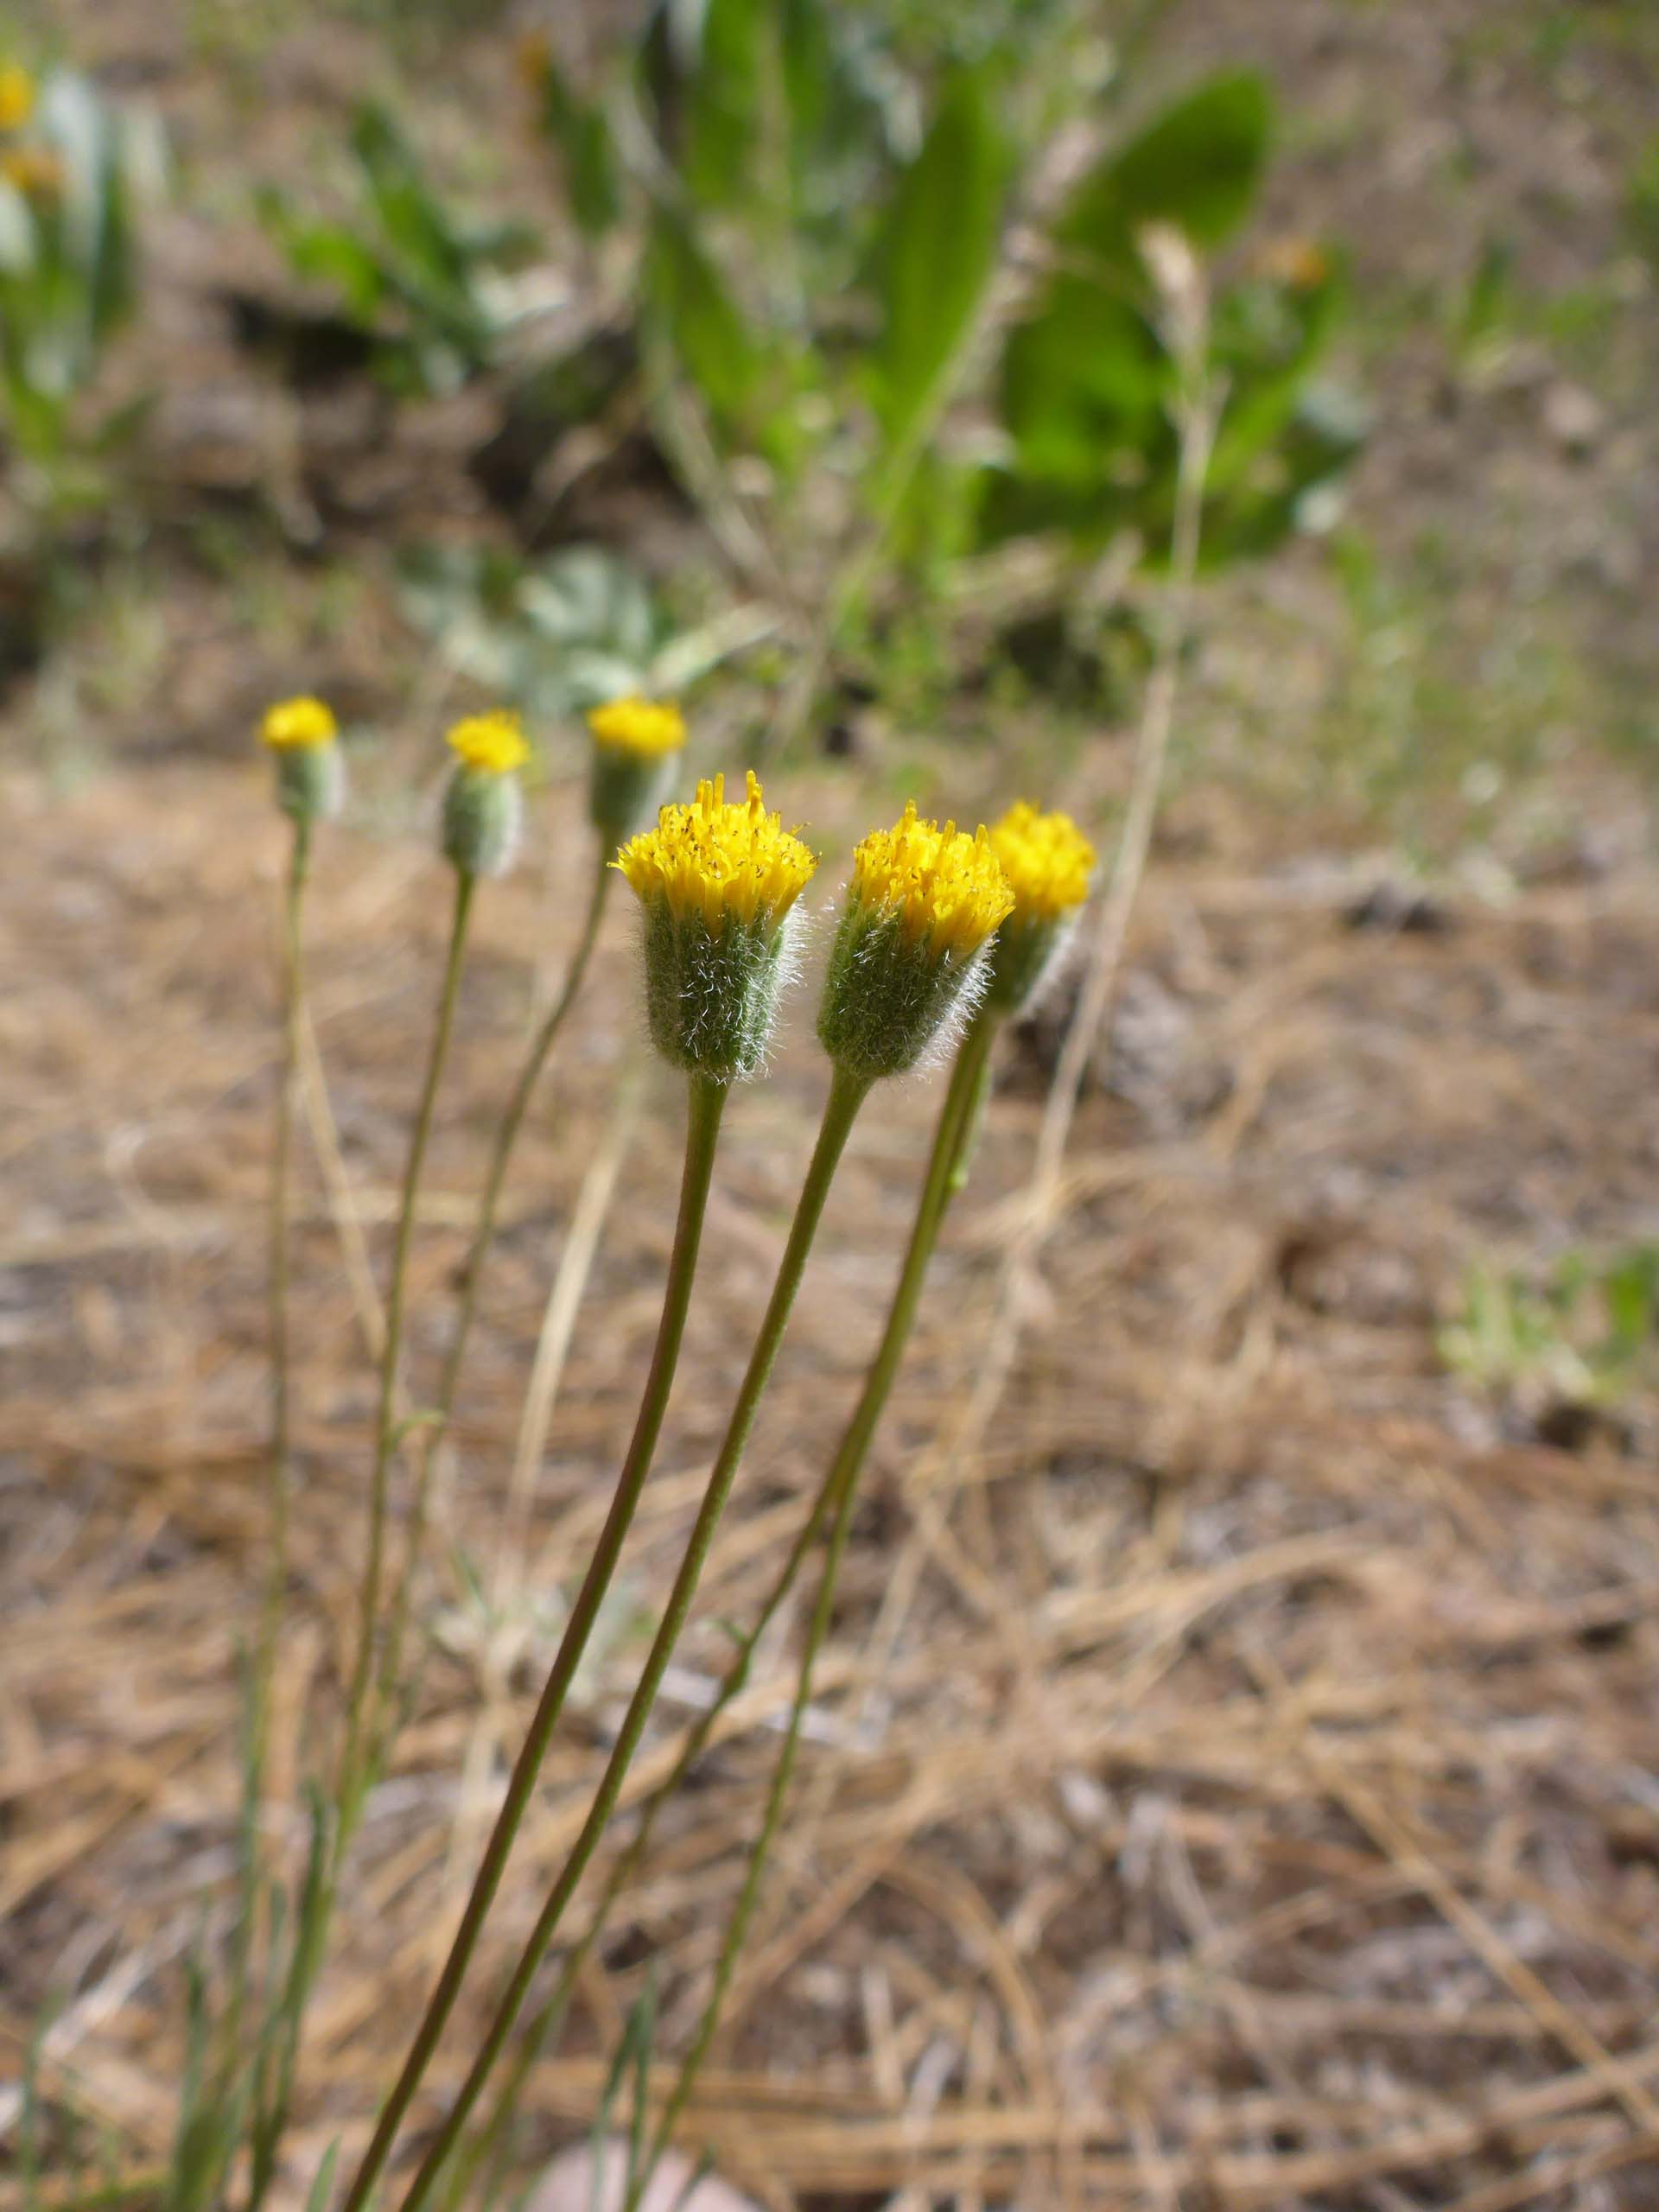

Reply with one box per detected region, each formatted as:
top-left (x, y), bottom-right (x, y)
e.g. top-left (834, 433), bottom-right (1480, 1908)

top-left (257, 102), bottom-right (543, 399)
top-left (1440, 1244), bottom-right (1659, 1430)
top-left (236, 0), bottom-right (1359, 747)
top-left (505, 0), bottom-right (1362, 739)
top-left (0, 61), bottom-right (164, 671)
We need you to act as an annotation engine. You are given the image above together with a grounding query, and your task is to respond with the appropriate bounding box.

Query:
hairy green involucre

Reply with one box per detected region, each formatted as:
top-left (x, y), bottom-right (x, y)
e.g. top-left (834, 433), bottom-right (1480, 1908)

top-left (817, 903), bottom-right (993, 1083)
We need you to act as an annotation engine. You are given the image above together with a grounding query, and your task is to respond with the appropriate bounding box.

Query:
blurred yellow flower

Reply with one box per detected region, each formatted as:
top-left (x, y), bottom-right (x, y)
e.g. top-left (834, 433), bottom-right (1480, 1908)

top-left (850, 802), bottom-right (1013, 963)
top-left (261, 696), bottom-right (339, 751)
top-left (988, 802), bottom-right (1095, 925)
top-left (587, 696), bottom-right (687, 760)
top-left (617, 771), bottom-right (815, 935)
top-left (447, 709), bottom-right (530, 777)
top-left (0, 66), bottom-right (35, 132)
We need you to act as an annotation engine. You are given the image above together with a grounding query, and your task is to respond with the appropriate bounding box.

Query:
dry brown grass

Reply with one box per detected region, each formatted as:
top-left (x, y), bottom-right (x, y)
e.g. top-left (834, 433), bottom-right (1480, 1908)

top-left (5, 752), bottom-right (1659, 2209)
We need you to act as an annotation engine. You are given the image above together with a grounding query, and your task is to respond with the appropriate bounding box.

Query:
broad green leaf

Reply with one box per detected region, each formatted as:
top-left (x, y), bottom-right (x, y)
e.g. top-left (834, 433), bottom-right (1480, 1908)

top-left (351, 103), bottom-right (471, 302)
top-left (537, 57), bottom-right (621, 239)
top-left (998, 271), bottom-right (1168, 483)
top-left (1055, 71), bottom-right (1272, 270)
top-left (871, 67), bottom-right (1007, 452)
top-left (642, 203), bottom-right (767, 442)
top-left (261, 203), bottom-right (389, 321)
top-left (682, 0), bottom-right (766, 208)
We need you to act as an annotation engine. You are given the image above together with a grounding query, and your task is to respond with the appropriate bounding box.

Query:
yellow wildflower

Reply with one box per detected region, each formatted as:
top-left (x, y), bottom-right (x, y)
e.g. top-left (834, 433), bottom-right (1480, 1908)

top-left (261, 696), bottom-right (339, 751)
top-left (617, 772), bottom-right (816, 937)
top-left (447, 709), bottom-right (531, 777)
top-left (0, 66), bottom-right (34, 132)
top-left (850, 802), bottom-right (1013, 963)
top-left (587, 696), bottom-right (687, 760)
top-left (988, 802), bottom-right (1095, 926)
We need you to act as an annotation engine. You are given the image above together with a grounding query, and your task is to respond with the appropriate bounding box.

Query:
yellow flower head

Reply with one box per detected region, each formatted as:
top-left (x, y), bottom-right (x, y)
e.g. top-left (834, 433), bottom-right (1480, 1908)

top-left (0, 143), bottom-right (60, 199)
top-left (617, 771), bottom-right (816, 936)
top-left (850, 802), bottom-right (1014, 963)
top-left (261, 695), bottom-right (339, 751)
top-left (0, 66), bottom-right (35, 132)
top-left (989, 802), bottom-right (1096, 926)
top-left (447, 709), bottom-right (530, 777)
top-left (587, 695), bottom-right (687, 760)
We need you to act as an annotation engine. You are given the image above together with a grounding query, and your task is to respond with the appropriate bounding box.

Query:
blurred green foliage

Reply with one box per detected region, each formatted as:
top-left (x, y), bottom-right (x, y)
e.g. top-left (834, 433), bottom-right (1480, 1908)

top-left (398, 542), bottom-right (765, 721)
top-left (1441, 1246), bottom-right (1659, 1413)
top-left (0, 67), bottom-right (163, 507)
top-left (258, 102), bottom-right (539, 395)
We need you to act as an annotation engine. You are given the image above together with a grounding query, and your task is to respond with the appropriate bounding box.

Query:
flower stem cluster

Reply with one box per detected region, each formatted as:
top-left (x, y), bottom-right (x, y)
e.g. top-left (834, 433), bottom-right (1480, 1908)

top-left (616, 771), bottom-right (816, 1082)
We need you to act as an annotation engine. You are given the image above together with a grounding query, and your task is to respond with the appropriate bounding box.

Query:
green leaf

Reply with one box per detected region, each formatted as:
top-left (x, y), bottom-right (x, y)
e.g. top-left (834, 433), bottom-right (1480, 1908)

top-left (870, 67), bottom-right (1007, 453)
top-left (350, 102), bottom-right (471, 301)
top-left (998, 272), bottom-right (1168, 485)
top-left (303, 2142), bottom-right (341, 2212)
top-left (1055, 71), bottom-right (1273, 270)
top-left (682, 0), bottom-right (766, 208)
top-left (260, 201), bottom-right (390, 321)
top-left (642, 202), bottom-right (768, 442)
top-left (537, 57), bottom-right (621, 239)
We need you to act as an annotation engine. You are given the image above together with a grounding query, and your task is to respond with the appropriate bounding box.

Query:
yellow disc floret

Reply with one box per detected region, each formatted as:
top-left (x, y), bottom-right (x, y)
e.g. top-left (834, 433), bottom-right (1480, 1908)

top-left (617, 771), bottom-right (816, 935)
top-left (0, 66), bottom-right (34, 132)
top-left (587, 696), bottom-right (687, 760)
top-left (261, 696), bottom-right (339, 751)
top-left (447, 709), bottom-right (530, 777)
top-left (851, 802), bottom-right (1014, 963)
top-left (989, 802), bottom-right (1096, 925)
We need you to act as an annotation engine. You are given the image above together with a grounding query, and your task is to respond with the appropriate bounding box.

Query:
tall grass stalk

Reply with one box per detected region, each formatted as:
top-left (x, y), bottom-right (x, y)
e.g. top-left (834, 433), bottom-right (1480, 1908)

top-left (381, 1064), bottom-right (873, 2212)
top-left (337, 1071), bottom-right (734, 2212)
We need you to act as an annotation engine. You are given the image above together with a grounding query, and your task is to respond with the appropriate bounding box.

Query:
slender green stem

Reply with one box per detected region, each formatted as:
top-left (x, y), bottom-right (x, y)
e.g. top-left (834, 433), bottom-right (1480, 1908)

top-left (257, 819), bottom-right (311, 1778)
top-left (337, 1073), bottom-right (732, 2212)
top-left (628, 1017), bottom-right (998, 2202)
top-left (247, 868), bottom-right (477, 2212)
top-left (373, 858), bottom-right (612, 1751)
top-left (223, 819), bottom-right (312, 2158)
top-left (335, 868), bottom-right (477, 1840)
top-left (451, 1022), bottom-right (994, 2209)
top-left (391, 1065), bottom-right (872, 2212)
